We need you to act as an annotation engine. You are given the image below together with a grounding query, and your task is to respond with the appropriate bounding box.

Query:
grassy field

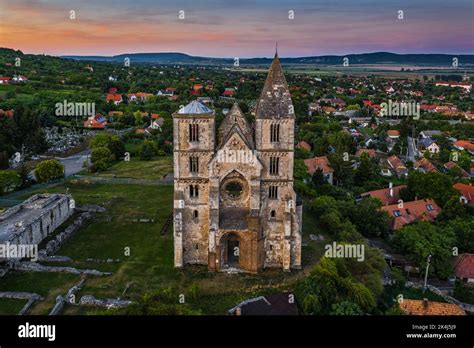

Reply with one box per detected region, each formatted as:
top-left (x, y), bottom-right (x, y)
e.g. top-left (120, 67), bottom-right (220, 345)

top-left (0, 180), bottom-right (328, 315)
top-left (89, 157), bottom-right (173, 180)
top-left (0, 298), bottom-right (27, 315)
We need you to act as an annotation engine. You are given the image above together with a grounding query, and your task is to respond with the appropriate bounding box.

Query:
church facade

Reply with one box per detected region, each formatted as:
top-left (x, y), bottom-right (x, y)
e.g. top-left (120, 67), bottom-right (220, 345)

top-left (172, 53), bottom-right (302, 273)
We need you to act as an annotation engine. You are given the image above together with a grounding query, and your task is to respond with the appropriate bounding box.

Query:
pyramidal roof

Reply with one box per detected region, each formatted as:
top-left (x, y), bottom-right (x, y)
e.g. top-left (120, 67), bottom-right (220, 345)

top-left (255, 52), bottom-right (294, 119)
top-left (218, 103), bottom-right (254, 148)
top-left (177, 100), bottom-right (213, 115)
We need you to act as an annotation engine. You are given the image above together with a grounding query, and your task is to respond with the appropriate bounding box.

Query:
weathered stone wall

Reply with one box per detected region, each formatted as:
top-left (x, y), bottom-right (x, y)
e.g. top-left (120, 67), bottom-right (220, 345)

top-left (0, 194), bottom-right (74, 248)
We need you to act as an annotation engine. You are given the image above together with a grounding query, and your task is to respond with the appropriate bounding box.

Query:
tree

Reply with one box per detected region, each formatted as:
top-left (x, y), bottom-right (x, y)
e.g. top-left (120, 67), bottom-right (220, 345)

top-left (403, 171), bottom-right (457, 207)
top-left (90, 134), bottom-right (115, 149)
top-left (392, 222), bottom-right (456, 279)
top-left (140, 140), bottom-right (156, 160)
top-left (295, 257), bottom-right (378, 314)
top-left (329, 301), bottom-right (363, 315)
top-left (355, 154), bottom-right (377, 186)
top-left (0, 170), bottom-right (20, 194)
top-left (329, 151), bottom-right (353, 187)
top-left (91, 147), bottom-right (115, 172)
top-left (107, 139), bottom-right (126, 160)
top-left (445, 218), bottom-right (474, 253)
top-left (349, 198), bottom-right (391, 238)
top-left (35, 160), bottom-right (64, 183)
top-left (16, 163), bottom-right (32, 188)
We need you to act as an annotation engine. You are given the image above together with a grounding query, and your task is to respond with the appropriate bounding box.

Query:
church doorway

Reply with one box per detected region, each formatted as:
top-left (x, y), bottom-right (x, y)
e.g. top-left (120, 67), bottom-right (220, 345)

top-left (220, 233), bottom-right (240, 269)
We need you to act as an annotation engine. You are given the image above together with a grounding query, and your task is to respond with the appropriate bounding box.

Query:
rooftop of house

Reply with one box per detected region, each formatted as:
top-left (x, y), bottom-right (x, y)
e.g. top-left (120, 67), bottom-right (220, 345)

top-left (296, 140), bottom-right (311, 151)
top-left (360, 185), bottom-right (406, 206)
top-left (304, 156), bottom-right (333, 175)
top-left (355, 148), bottom-right (376, 158)
top-left (400, 299), bottom-right (465, 316)
top-left (414, 158), bottom-right (438, 173)
top-left (381, 198), bottom-right (441, 230)
top-left (453, 183), bottom-right (474, 204)
top-left (454, 253), bottom-right (474, 279)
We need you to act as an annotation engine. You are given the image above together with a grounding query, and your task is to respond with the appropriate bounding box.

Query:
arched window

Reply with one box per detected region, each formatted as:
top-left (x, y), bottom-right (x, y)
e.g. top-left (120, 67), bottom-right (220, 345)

top-left (190, 185), bottom-right (199, 198)
top-left (269, 157), bottom-right (279, 175)
top-left (193, 210), bottom-right (199, 219)
top-left (270, 210), bottom-right (276, 218)
top-left (189, 123), bottom-right (199, 142)
top-left (270, 123), bottom-right (280, 142)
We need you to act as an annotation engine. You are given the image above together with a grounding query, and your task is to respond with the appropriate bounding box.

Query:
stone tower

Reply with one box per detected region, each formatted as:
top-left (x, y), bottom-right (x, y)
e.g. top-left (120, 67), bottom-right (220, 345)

top-left (173, 52), bottom-right (302, 273)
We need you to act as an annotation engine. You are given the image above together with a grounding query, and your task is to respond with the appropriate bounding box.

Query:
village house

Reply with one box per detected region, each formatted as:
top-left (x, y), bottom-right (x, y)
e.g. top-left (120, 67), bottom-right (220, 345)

top-left (84, 114), bottom-right (107, 129)
top-left (157, 89), bottom-right (175, 98)
top-left (454, 253), bottom-right (474, 285)
top-left (0, 109), bottom-right (14, 117)
top-left (387, 155), bottom-right (408, 178)
top-left (296, 141), bottom-right (311, 152)
top-left (106, 93), bottom-right (122, 105)
top-left (453, 183), bottom-right (474, 205)
top-left (128, 92), bottom-right (153, 102)
top-left (400, 298), bottom-right (465, 316)
top-left (419, 130), bottom-right (442, 139)
top-left (454, 140), bottom-right (474, 155)
top-left (382, 199), bottom-right (441, 230)
top-left (443, 161), bottom-right (469, 178)
top-left (0, 76), bottom-right (11, 84)
top-left (435, 81), bottom-right (472, 92)
top-left (12, 75), bottom-right (28, 82)
top-left (387, 130), bottom-right (400, 139)
top-left (414, 158), bottom-right (439, 173)
top-left (355, 148), bottom-right (376, 158)
top-left (358, 184), bottom-right (405, 206)
top-left (417, 137), bottom-right (440, 155)
top-left (304, 156), bottom-right (334, 184)
top-left (222, 88), bottom-right (235, 97)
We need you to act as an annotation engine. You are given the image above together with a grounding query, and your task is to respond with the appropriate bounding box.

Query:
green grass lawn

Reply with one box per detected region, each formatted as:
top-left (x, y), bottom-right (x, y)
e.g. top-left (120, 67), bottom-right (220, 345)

top-left (0, 298), bottom-right (27, 315)
top-left (91, 157), bottom-right (173, 180)
top-left (0, 181), bottom-right (326, 315)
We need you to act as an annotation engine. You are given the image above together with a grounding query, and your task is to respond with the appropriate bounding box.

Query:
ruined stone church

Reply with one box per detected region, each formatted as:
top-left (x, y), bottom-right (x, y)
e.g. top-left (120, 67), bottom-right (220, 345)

top-left (172, 52), bottom-right (302, 273)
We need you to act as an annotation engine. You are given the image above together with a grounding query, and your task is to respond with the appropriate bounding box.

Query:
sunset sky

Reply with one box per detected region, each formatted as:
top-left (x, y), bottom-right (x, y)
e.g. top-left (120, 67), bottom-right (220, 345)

top-left (0, 0), bottom-right (473, 57)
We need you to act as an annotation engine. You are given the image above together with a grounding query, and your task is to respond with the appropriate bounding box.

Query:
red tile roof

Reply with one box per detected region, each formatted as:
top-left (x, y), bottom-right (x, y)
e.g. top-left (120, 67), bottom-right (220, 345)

top-left (415, 158), bottom-right (438, 173)
top-left (382, 199), bottom-right (441, 230)
top-left (454, 254), bottom-right (474, 280)
top-left (304, 156), bottom-right (333, 175)
top-left (444, 162), bottom-right (469, 177)
top-left (355, 148), bottom-right (376, 158)
top-left (106, 94), bottom-right (122, 102)
top-left (0, 109), bottom-right (14, 117)
top-left (400, 299), bottom-right (466, 316)
top-left (296, 141), bottom-right (311, 151)
top-left (360, 185), bottom-right (406, 206)
top-left (387, 130), bottom-right (400, 138)
top-left (453, 183), bottom-right (474, 205)
top-left (454, 140), bottom-right (474, 152)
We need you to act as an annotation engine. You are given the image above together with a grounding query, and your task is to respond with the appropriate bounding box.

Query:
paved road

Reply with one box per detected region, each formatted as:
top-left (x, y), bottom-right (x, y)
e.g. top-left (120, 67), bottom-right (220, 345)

top-left (407, 136), bottom-right (417, 162)
top-left (57, 150), bottom-right (91, 177)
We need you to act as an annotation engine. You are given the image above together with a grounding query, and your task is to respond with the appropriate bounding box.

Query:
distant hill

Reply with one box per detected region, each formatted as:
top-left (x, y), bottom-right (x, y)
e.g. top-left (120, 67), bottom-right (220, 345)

top-left (62, 51), bottom-right (474, 66)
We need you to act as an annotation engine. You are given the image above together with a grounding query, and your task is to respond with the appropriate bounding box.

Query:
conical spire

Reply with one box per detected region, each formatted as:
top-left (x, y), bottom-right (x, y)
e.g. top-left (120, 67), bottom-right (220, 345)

top-left (255, 50), bottom-right (294, 119)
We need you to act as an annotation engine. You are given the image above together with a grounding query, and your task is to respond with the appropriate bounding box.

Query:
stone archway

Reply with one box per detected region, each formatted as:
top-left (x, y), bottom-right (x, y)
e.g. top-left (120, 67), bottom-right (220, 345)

top-left (219, 232), bottom-right (241, 269)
